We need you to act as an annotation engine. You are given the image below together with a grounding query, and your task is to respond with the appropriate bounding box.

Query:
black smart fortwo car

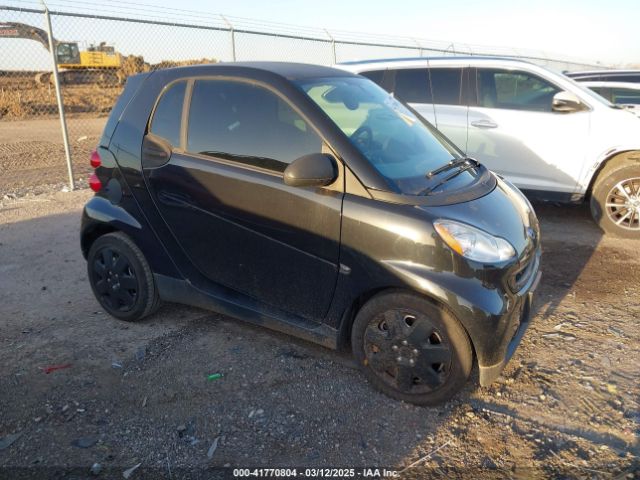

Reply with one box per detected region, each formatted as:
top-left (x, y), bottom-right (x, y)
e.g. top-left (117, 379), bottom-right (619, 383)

top-left (81, 62), bottom-right (541, 405)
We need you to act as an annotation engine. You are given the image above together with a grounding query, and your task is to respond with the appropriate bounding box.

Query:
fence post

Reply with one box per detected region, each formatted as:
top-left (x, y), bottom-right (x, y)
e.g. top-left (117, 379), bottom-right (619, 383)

top-left (324, 29), bottom-right (336, 64)
top-left (40, 0), bottom-right (74, 190)
top-left (221, 15), bottom-right (236, 61)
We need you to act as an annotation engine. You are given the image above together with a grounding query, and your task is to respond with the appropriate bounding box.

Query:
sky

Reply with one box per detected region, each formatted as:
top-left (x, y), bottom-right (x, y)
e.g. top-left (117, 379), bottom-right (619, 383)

top-left (153, 0), bottom-right (639, 65)
top-left (1, 0), bottom-right (638, 68)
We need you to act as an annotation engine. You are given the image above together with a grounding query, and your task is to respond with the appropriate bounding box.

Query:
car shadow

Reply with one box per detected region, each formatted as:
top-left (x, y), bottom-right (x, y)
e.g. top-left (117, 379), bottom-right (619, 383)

top-left (528, 200), bottom-right (603, 321)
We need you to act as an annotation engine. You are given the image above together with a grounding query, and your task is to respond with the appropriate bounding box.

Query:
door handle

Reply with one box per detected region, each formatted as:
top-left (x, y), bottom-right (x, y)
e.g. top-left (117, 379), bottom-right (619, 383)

top-left (471, 119), bottom-right (498, 129)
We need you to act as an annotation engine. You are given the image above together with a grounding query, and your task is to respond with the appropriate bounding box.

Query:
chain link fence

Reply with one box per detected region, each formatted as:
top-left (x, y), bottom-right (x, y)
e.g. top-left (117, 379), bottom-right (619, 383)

top-left (0, 4), bottom-right (607, 195)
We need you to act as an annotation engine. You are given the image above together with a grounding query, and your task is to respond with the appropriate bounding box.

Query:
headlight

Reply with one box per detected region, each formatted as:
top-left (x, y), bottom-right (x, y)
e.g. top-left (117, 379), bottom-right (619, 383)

top-left (434, 219), bottom-right (516, 263)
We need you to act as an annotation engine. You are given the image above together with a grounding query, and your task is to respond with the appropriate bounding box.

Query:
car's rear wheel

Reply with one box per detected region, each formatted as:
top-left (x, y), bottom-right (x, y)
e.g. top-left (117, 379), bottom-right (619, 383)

top-left (351, 292), bottom-right (473, 405)
top-left (591, 155), bottom-right (640, 238)
top-left (87, 232), bottom-right (160, 321)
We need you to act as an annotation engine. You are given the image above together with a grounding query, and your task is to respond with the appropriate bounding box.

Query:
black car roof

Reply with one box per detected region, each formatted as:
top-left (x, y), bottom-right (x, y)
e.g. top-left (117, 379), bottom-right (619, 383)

top-left (161, 61), bottom-right (355, 81)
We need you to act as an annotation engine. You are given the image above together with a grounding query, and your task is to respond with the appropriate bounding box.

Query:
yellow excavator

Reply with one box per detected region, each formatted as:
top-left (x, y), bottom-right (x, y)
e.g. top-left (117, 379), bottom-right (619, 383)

top-left (0, 21), bottom-right (124, 85)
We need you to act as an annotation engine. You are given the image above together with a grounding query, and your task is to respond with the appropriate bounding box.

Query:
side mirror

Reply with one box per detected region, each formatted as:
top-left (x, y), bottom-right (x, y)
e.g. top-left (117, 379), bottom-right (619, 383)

top-left (552, 91), bottom-right (584, 113)
top-left (284, 153), bottom-right (338, 188)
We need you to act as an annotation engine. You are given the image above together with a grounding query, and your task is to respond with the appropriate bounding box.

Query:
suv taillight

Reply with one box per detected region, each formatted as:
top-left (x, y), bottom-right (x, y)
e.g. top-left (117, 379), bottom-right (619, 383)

top-left (89, 149), bottom-right (102, 192)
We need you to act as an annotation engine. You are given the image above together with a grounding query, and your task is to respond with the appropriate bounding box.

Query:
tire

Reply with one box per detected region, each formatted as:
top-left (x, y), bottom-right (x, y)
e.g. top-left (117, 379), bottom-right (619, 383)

top-left (87, 232), bottom-right (160, 321)
top-left (590, 155), bottom-right (640, 238)
top-left (351, 291), bottom-right (473, 406)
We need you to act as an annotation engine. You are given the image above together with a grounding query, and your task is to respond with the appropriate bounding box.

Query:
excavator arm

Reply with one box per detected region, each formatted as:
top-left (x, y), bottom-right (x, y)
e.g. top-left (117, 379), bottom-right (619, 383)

top-left (0, 21), bottom-right (55, 51)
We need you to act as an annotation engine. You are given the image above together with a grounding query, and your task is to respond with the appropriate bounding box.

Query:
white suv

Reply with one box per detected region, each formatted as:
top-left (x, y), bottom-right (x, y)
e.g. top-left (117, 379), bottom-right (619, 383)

top-left (339, 57), bottom-right (640, 238)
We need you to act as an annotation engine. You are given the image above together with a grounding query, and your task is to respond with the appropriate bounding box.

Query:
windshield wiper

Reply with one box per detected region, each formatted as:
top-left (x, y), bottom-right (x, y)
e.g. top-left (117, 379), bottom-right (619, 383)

top-left (426, 157), bottom-right (478, 179)
top-left (421, 158), bottom-right (480, 195)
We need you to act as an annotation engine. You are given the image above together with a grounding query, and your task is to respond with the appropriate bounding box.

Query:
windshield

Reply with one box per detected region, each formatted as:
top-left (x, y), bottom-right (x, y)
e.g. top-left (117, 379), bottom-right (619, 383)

top-left (296, 76), bottom-right (473, 195)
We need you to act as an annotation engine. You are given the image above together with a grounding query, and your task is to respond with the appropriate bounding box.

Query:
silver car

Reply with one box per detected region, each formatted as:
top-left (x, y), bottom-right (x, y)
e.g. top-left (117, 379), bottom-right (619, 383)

top-left (339, 57), bottom-right (640, 238)
top-left (581, 81), bottom-right (640, 117)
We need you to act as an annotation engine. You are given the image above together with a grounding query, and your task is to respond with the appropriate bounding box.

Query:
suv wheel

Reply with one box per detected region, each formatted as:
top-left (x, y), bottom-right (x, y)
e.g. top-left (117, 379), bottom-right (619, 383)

top-left (352, 292), bottom-right (473, 406)
top-left (87, 232), bottom-right (160, 321)
top-left (591, 157), bottom-right (640, 238)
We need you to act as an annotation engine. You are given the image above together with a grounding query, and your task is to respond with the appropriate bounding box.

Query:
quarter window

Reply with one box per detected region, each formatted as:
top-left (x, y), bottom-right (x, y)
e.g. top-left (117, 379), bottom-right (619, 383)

top-left (477, 69), bottom-right (560, 112)
top-left (187, 80), bottom-right (322, 172)
top-left (150, 81), bottom-right (186, 147)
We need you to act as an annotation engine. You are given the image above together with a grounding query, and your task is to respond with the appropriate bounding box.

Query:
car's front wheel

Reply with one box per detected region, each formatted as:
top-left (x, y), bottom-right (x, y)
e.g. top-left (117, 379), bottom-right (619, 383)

top-left (591, 154), bottom-right (640, 238)
top-left (351, 292), bottom-right (473, 406)
top-left (87, 232), bottom-right (160, 321)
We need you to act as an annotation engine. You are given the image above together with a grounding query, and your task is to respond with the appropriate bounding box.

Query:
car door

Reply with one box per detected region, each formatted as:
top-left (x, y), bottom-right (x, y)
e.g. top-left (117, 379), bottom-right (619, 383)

top-left (392, 67), bottom-right (470, 152)
top-left (466, 67), bottom-right (590, 193)
top-left (142, 77), bottom-right (343, 321)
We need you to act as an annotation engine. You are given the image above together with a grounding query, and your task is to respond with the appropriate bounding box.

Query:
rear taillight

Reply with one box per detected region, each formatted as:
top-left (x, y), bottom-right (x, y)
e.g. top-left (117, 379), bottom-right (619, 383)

top-left (89, 149), bottom-right (102, 192)
top-left (89, 173), bottom-right (102, 192)
top-left (90, 150), bottom-right (101, 168)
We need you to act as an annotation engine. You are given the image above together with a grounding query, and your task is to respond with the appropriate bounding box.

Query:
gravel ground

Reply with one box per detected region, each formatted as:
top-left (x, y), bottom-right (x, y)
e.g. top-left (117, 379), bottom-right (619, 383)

top-left (0, 118), bottom-right (105, 197)
top-left (0, 187), bottom-right (638, 479)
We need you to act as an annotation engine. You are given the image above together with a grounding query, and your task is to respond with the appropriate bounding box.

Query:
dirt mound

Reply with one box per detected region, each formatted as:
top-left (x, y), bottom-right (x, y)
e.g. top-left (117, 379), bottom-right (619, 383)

top-left (0, 57), bottom-right (217, 120)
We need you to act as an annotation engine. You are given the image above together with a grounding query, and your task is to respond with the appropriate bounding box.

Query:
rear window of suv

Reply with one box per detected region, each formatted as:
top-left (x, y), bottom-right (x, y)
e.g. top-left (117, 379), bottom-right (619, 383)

top-left (394, 68), bottom-right (431, 103)
top-left (429, 68), bottom-right (465, 105)
top-left (357, 67), bottom-right (466, 106)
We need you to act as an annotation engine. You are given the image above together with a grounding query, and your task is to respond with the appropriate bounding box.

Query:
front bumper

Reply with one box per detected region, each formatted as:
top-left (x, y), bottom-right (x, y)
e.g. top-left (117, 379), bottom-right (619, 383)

top-left (478, 267), bottom-right (542, 386)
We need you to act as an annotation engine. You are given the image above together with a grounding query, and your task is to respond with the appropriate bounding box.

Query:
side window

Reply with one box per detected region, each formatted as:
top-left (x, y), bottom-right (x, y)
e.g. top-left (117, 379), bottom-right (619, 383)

top-left (360, 70), bottom-right (385, 86)
top-left (589, 86), bottom-right (610, 101)
top-left (477, 69), bottom-right (560, 112)
top-left (393, 68), bottom-right (431, 103)
top-left (56, 43), bottom-right (79, 63)
top-left (611, 88), bottom-right (640, 105)
top-left (150, 81), bottom-right (186, 147)
top-left (428, 68), bottom-right (466, 106)
top-left (187, 80), bottom-right (323, 172)
top-left (609, 74), bottom-right (640, 82)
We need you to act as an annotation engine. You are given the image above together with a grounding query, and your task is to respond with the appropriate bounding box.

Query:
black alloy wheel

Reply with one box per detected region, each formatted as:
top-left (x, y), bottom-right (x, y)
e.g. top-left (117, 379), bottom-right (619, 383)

top-left (87, 232), bottom-right (160, 321)
top-left (363, 309), bottom-right (452, 394)
top-left (92, 247), bottom-right (139, 312)
top-left (352, 292), bottom-right (473, 405)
